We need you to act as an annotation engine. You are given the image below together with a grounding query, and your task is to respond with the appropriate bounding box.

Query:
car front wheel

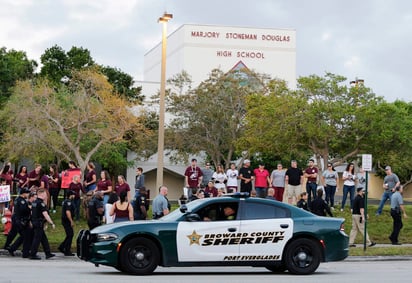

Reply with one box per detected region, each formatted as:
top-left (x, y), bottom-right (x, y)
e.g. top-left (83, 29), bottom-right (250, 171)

top-left (284, 238), bottom-right (321, 275)
top-left (120, 237), bottom-right (160, 275)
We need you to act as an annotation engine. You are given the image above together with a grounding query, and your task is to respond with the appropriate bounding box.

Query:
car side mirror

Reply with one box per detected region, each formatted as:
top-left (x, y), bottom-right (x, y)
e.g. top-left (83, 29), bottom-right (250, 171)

top-left (185, 213), bottom-right (201, 222)
top-left (180, 204), bottom-right (188, 213)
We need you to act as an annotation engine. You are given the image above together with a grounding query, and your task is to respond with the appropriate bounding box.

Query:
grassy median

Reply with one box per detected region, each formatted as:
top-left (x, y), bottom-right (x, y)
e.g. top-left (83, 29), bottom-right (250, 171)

top-left (1, 203), bottom-right (411, 256)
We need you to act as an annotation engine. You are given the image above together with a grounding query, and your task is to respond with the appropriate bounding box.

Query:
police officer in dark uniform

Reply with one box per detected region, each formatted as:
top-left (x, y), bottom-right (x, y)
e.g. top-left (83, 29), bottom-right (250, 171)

top-left (29, 189), bottom-right (56, 260)
top-left (58, 190), bottom-right (76, 256)
top-left (4, 188), bottom-right (31, 256)
top-left (87, 191), bottom-right (104, 230)
top-left (133, 187), bottom-right (148, 220)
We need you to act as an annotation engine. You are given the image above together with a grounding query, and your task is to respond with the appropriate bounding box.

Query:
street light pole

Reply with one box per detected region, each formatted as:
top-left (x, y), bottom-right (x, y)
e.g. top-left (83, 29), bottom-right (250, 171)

top-left (156, 12), bottom-right (173, 191)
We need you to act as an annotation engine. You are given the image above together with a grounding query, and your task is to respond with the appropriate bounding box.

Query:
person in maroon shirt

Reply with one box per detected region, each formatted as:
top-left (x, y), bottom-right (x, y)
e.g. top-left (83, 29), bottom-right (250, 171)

top-left (68, 175), bottom-right (84, 221)
top-left (204, 181), bottom-right (218, 197)
top-left (304, 159), bottom-right (319, 205)
top-left (184, 158), bottom-right (203, 201)
top-left (95, 170), bottom-right (112, 205)
top-left (115, 175), bottom-right (131, 201)
top-left (84, 162), bottom-right (97, 193)
top-left (27, 164), bottom-right (42, 189)
top-left (15, 165), bottom-right (29, 193)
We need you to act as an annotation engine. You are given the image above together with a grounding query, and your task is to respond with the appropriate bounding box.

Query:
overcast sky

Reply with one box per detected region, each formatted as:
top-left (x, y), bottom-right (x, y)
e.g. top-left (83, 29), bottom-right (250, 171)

top-left (1, 0), bottom-right (411, 102)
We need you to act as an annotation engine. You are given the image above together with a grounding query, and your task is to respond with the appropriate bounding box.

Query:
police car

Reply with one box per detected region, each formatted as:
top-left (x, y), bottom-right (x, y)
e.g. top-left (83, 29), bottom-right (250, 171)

top-left (77, 193), bottom-right (348, 275)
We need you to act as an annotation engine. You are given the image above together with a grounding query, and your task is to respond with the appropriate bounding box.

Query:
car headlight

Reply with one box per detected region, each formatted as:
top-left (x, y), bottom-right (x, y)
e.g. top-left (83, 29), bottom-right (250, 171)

top-left (96, 233), bottom-right (118, 242)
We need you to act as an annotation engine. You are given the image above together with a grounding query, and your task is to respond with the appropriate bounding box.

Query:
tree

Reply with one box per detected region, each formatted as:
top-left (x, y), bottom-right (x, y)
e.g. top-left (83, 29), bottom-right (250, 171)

top-left (0, 47), bottom-right (37, 107)
top-left (241, 73), bottom-right (383, 169)
top-left (40, 45), bottom-right (94, 84)
top-left (166, 68), bottom-right (269, 167)
top-left (0, 68), bottom-right (147, 177)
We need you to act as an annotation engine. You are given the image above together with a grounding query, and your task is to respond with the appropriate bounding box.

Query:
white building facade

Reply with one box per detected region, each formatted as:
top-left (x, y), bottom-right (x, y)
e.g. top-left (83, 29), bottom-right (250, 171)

top-left (127, 24), bottom-right (296, 200)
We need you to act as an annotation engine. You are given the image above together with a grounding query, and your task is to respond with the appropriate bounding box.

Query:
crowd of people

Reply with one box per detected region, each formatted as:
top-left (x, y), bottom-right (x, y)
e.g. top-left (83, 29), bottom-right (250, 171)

top-left (0, 158), bottom-right (408, 259)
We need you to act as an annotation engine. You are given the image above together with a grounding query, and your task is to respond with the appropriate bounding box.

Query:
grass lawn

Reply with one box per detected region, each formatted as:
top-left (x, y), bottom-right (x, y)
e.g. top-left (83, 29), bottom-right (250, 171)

top-left (1, 203), bottom-right (411, 256)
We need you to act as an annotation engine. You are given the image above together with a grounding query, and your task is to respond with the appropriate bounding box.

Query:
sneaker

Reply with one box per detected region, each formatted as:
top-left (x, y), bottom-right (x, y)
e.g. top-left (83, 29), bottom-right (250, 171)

top-left (46, 253), bottom-right (55, 259)
top-left (368, 242), bottom-right (376, 247)
top-left (349, 244), bottom-right (356, 247)
top-left (64, 252), bottom-right (75, 256)
top-left (30, 255), bottom-right (42, 260)
top-left (330, 207), bottom-right (335, 211)
top-left (5, 246), bottom-right (15, 256)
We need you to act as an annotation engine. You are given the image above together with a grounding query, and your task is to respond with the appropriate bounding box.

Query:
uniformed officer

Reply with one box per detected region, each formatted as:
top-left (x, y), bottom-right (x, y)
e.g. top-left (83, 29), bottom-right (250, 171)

top-left (87, 191), bottom-right (104, 230)
top-left (29, 189), bottom-right (56, 260)
top-left (133, 187), bottom-right (148, 220)
top-left (58, 190), bottom-right (76, 256)
top-left (4, 188), bottom-right (31, 256)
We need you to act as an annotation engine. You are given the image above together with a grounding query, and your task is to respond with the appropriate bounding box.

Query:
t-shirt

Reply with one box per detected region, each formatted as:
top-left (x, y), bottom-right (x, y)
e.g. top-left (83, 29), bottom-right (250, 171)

top-left (115, 182), bottom-right (130, 196)
top-left (390, 191), bottom-right (403, 209)
top-left (212, 172), bottom-right (227, 189)
top-left (323, 170), bottom-right (338, 186)
top-left (343, 171), bottom-right (355, 186)
top-left (201, 168), bottom-right (214, 186)
top-left (305, 167), bottom-right (318, 183)
top-left (285, 167), bottom-right (303, 186)
top-left (356, 173), bottom-right (366, 188)
top-left (68, 182), bottom-right (83, 199)
top-left (271, 170), bottom-right (286, 187)
top-left (239, 166), bottom-right (254, 192)
top-left (383, 173), bottom-right (399, 191)
top-left (254, 169), bottom-right (270, 188)
top-left (152, 194), bottom-right (168, 216)
top-left (226, 169), bottom-right (239, 187)
top-left (352, 194), bottom-right (364, 215)
top-left (97, 179), bottom-right (112, 194)
top-left (185, 166), bottom-right (203, 188)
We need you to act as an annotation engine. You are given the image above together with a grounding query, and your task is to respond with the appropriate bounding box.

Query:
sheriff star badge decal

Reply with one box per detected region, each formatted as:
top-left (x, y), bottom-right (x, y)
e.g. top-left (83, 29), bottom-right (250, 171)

top-left (187, 230), bottom-right (202, 245)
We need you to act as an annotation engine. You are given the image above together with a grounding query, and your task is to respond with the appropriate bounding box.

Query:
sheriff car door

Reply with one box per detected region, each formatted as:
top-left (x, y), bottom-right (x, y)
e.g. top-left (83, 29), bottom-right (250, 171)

top-left (237, 199), bottom-right (293, 262)
top-left (176, 201), bottom-right (240, 262)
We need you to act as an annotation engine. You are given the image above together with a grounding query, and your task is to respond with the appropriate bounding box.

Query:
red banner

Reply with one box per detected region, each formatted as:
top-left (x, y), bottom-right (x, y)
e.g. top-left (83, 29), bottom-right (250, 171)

top-left (61, 169), bottom-right (82, 189)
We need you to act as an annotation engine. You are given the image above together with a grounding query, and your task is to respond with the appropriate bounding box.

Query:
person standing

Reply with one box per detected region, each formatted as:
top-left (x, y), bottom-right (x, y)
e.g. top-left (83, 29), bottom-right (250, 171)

top-left (58, 190), bottom-right (76, 256)
top-left (285, 160), bottom-right (304, 204)
top-left (152, 186), bottom-right (170, 219)
top-left (109, 191), bottom-right (133, 223)
top-left (201, 162), bottom-right (214, 188)
top-left (376, 166), bottom-right (400, 216)
top-left (226, 163), bottom-right (239, 193)
top-left (389, 185), bottom-right (407, 245)
top-left (134, 167), bottom-right (145, 197)
top-left (3, 188), bottom-right (31, 256)
top-left (115, 175), bottom-right (131, 201)
top-left (341, 163), bottom-right (356, 212)
top-left (184, 159), bottom-right (203, 200)
top-left (27, 164), bottom-right (42, 189)
top-left (304, 159), bottom-right (318, 205)
top-left (48, 164), bottom-right (60, 214)
top-left (133, 187), bottom-right (148, 220)
top-left (212, 164), bottom-right (227, 192)
top-left (95, 170), bottom-right (113, 205)
top-left (84, 162), bottom-right (97, 193)
top-left (238, 159), bottom-right (254, 194)
top-left (253, 163), bottom-right (270, 198)
top-left (349, 187), bottom-right (376, 247)
top-left (87, 191), bottom-right (104, 230)
top-left (68, 175), bottom-right (83, 221)
top-left (15, 165), bottom-right (29, 193)
top-left (270, 163), bottom-right (286, 202)
top-left (322, 163), bottom-right (339, 209)
top-left (29, 189), bottom-right (56, 260)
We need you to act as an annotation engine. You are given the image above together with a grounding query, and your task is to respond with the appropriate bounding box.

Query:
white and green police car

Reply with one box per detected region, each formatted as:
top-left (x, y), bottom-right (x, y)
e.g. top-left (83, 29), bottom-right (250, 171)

top-left (77, 193), bottom-right (348, 275)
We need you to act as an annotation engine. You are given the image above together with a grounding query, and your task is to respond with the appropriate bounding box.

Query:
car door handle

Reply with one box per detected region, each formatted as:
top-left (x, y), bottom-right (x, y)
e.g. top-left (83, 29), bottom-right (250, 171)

top-left (280, 224), bottom-right (289, 229)
top-left (228, 228), bottom-right (237, 232)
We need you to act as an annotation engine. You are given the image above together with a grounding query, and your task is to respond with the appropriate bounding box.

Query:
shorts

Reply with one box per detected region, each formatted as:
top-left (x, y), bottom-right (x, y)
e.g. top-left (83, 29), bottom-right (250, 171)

top-left (287, 184), bottom-right (302, 199)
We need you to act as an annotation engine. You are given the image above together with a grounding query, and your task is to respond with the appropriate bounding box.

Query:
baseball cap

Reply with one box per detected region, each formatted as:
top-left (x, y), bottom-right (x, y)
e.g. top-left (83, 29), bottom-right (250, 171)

top-left (385, 166), bottom-right (391, 171)
top-left (243, 159), bottom-right (251, 164)
top-left (20, 188), bottom-right (30, 194)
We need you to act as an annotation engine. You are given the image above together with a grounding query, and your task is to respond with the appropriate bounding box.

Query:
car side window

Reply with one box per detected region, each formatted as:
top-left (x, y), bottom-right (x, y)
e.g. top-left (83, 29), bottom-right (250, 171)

top-left (242, 202), bottom-right (290, 220)
top-left (196, 202), bottom-right (239, 221)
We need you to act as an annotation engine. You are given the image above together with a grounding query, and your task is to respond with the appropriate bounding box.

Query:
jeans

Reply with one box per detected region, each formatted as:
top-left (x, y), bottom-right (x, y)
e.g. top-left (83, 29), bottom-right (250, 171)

top-left (377, 190), bottom-right (393, 215)
top-left (306, 182), bottom-right (317, 204)
top-left (255, 187), bottom-right (267, 198)
top-left (341, 185), bottom-right (355, 209)
top-left (73, 198), bottom-right (81, 221)
top-left (325, 185), bottom-right (336, 207)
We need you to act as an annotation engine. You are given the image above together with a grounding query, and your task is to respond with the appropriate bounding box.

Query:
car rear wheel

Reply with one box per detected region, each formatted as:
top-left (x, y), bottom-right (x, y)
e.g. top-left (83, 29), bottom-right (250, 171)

top-left (284, 238), bottom-right (321, 275)
top-left (120, 238), bottom-right (159, 275)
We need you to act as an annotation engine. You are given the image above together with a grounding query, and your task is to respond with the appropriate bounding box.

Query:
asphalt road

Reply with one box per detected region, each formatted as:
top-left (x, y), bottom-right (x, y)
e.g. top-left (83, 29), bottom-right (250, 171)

top-left (0, 255), bottom-right (411, 283)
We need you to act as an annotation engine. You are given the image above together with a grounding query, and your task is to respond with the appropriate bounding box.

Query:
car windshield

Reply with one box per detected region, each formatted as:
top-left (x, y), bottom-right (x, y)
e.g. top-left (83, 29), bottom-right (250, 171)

top-left (160, 199), bottom-right (204, 222)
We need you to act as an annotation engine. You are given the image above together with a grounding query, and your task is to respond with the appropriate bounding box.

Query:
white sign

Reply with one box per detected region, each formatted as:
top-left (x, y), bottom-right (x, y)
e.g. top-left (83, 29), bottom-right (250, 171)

top-left (362, 154), bottom-right (373, 171)
top-left (0, 185), bottom-right (11, 203)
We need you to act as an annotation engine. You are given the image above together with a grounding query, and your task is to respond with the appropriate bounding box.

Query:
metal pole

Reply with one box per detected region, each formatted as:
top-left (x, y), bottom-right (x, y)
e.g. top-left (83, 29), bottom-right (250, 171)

top-left (363, 171), bottom-right (368, 251)
top-left (156, 18), bottom-right (168, 191)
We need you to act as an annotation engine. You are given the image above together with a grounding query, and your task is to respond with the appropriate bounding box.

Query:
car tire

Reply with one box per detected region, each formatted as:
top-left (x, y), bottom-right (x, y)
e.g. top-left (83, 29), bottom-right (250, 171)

top-left (284, 238), bottom-right (321, 275)
top-left (120, 237), bottom-right (160, 275)
top-left (265, 262), bottom-right (287, 273)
